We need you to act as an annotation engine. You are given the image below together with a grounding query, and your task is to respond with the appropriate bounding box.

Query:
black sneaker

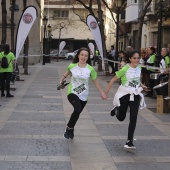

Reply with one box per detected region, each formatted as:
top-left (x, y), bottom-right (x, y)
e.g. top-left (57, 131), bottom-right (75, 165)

top-left (6, 94), bottom-right (14, 98)
top-left (124, 140), bottom-right (136, 149)
top-left (110, 107), bottom-right (118, 116)
top-left (1, 93), bottom-right (5, 97)
top-left (63, 127), bottom-right (74, 139)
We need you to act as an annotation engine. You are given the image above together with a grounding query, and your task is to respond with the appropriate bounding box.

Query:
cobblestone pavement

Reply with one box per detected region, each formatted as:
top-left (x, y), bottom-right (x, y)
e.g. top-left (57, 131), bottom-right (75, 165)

top-left (0, 60), bottom-right (170, 170)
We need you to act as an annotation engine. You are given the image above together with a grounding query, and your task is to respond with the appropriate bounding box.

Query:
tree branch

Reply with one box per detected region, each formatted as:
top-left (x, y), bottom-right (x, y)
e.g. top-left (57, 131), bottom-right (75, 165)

top-left (35, 0), bottom-right (40, 8)
top-left (101, 0), bottom-right (116, 24)
top-left (141, 0), bottom-right (152, 18)
top-left (76, 0), bottom-right (95, 16)
top-left (69, 2), bottom-right (86, 24)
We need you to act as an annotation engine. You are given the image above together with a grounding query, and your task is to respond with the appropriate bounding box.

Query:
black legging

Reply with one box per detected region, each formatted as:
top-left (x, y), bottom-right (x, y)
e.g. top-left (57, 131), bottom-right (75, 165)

top-left (67, 93), bottom-right (87, 128)
top-left (0, 72), bottom-right (12, 95)
top-left (116, 94), bottom-right (140, 140)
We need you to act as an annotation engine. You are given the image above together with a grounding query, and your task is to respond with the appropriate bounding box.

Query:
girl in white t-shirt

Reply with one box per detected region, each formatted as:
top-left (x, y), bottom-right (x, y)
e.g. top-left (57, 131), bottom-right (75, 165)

top-left (105, 50), bottom-right (149, 149)
top-left (60, 48), bottom-right (107, 139)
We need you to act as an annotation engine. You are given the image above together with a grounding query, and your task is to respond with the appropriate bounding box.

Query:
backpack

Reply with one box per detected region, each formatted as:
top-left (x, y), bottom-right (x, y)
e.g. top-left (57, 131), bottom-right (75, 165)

top-left (1, 55), bottom-right (11, 68)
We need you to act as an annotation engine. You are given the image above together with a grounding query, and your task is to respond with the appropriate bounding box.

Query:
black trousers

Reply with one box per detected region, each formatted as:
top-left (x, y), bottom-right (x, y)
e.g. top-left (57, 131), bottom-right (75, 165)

top-left (67, 93), bottom-right (87, 128)
top-left (0, 72), bottom-right (12, 95)
top-left (116, 94), bottom-right (140, 140)
top-left (108, 60), bottom-right (115, 73)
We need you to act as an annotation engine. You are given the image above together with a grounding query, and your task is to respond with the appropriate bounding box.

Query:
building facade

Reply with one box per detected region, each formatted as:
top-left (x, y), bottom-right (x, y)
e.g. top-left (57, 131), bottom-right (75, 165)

top-left (0, 0), bottom-right (43, 64)
top-left (44, 0), bottom-right (116, 53)
top-left (124, 0), bottom-right (170, 51)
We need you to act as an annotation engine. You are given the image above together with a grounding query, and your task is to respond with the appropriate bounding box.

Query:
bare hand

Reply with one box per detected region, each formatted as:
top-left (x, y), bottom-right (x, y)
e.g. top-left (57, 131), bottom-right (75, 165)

top-left (143, 86), bottom-right (151, 92)
top-left (101, 92), bottom-right (107, 100)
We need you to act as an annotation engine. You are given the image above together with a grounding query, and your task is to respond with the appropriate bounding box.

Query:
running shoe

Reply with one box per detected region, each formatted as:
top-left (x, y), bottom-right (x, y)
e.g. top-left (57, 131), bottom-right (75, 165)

top-left (124, 140), bottom-right (136, 149)
top-left (63, 127), bottom-right (74, 139)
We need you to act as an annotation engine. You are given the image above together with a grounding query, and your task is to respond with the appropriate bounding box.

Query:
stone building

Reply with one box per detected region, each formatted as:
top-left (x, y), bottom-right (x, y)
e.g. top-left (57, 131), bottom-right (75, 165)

top-left (0, 0), bottom-right (43, 64)
top-left (44, 0), bottom-right (116, 53)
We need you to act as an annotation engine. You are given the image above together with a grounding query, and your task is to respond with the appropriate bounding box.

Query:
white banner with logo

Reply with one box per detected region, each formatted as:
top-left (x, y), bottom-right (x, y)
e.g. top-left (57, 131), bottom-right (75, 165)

top-left (15, 6), bottom-right (37, 59)
top-left (59, 41), bottom-right (66, 54)
top-left (88, 42), bottom-right (94, 56)
top-left (86, 15), bottom-right (103, 61)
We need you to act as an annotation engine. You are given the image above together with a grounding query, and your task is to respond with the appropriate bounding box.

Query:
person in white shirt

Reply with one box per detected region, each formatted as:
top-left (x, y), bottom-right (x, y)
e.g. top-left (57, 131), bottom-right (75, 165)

top-left (60, 47), bottom-right (107, 139)
top-left (105, 50), bottom-right (149, 149)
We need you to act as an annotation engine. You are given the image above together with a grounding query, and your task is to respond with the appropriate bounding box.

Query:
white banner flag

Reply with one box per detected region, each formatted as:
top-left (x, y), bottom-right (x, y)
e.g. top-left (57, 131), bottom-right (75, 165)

top-left (59, 41), bottom-right (66, 54)
top-left (88, 42), bottom-right (94, 56)
top-left (15, 6), bottom-right (37, 59)
top-left (86, 15), bottom-right (103, 61)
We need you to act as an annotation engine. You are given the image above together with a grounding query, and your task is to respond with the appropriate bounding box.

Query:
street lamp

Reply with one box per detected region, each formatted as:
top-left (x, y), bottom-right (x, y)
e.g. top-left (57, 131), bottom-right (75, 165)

top-left (57, 23), bottom-right (65, 62)
top-left (115, 0), bottom-right (122, 71)
top-left (155, 0), bottom-right (164, 67)
top-left (42, 16), bottom-right (48, 65)
top-left (157, 0), bottom-right (163, 57)
top-left (47, 24), bottom-right (52, 63)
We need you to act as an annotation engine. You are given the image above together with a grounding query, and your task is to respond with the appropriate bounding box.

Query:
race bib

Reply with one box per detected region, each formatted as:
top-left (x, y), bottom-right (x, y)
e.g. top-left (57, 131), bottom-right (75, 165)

top-left (73, 83), bottom-right (87, 95)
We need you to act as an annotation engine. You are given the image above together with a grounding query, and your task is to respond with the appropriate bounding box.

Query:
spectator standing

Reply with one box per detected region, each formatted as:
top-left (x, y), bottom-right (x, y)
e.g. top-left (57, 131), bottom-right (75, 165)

top-left (145, 47), bottom-right (156, 97)
top-left (108, 45), bottom-right (115, 74)
top-left (93, 49), bottom-right (99, 66)
top-left (0, 44), bottom-right (15, 97)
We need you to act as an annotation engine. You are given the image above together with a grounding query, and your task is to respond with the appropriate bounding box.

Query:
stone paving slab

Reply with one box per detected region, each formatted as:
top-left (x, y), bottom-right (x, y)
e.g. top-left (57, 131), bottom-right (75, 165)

top-left (0, 161), bottom-right (71, 170)
top-left (0, 123), bottom-right (66, 135)
top-left (15, 103), bottom-right (63, 111)
top-left (0, 138), bottom-right (69, 156)
top-left (8, 111), bottom-right (65, 121)
top-left (0, 61), bottom-right (169, 170)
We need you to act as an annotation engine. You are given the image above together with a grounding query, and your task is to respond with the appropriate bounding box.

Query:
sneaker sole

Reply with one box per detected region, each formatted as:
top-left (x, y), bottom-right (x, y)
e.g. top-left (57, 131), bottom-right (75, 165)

top-left (124, 145), bottom-right (136, 149)
top-left (63, 133), bottom-right (69, 139)
top-left (110, 107), bottom-right (118, 116)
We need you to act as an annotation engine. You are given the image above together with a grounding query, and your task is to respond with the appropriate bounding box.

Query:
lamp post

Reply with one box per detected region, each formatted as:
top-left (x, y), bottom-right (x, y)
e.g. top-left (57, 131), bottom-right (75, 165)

top-left (154, 0), bottom-right (163, 67)
top-left (57, 23), bottom-right (64, 62)
top-left (157, 0), bottom-right (163, 57)
top-left (47, 24), bottom-right (52, 63)
top-left (115, 0), bottom-right (122, 71)
top-left (42, 16), bottom-right (48, 65)
top-left (97, 0), bottom-right (109, 75)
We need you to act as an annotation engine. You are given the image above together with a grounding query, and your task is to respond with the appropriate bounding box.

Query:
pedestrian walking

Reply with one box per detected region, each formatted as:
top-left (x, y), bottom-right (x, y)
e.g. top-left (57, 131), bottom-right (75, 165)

top-left (0, 44), bottom-right (15, 97)
top-left (93, 49), bottom-right (99, 66)
top-left (145, 46), bottom-right (156, 97)
top-left (60, 47), bottom-right (107, 139)
top-left (108, 45), bottom-right (115, 74)
top-left (105, 50), bottom-right (148, 149)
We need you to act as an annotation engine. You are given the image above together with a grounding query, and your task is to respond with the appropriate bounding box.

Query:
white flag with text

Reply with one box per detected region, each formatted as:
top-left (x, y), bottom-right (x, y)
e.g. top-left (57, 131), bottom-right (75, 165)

top-left (15, 6), bottom-right (37, 59)
top-left (86, 15), bottom-right (103, 61)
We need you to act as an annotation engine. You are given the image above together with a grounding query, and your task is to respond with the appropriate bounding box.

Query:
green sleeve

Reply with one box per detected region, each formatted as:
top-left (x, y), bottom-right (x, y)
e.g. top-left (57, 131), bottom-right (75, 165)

top-left (115, 65), bottom-right (129, 78)
top-left (67, 63), bottom-right (76, 71)
top-left (87, 65), bottom-right (97, 80)
top-left (11, 52), bottom-right (15, 60)
top-left (165, 56), bottom-right (170, 67)
top-left (150, 54), bottom-right (155, 63)
top-left (90, 67), bottom-right (97, 80)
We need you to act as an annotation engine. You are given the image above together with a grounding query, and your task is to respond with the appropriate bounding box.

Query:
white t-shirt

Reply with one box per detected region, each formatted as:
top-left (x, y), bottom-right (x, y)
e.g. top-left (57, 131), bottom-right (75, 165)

top-left (67, 63), bottom-right (97, 101)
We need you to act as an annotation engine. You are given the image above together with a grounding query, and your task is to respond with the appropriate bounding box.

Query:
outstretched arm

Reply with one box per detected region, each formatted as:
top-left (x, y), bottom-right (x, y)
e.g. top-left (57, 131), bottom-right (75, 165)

top-left (105, 75), bottom-right (118, 95)
top-left (60, 70), bottom-right (70, 84)
top-left (92, 79), bottom-right (107, 100)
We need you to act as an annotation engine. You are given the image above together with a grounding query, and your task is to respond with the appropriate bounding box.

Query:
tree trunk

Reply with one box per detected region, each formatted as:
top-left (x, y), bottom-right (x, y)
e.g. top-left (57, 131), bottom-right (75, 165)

top-left (24, 37), bottom-right (29, 75)
top-left (23, 0), bottom-right (29, 75)
top-left (1, 0), bottom-right (7, 45)
top-left (97, 0), bottom-right (109, 75)
top-left (137, 17), bottom-right (144, 51)
top-left (11, 0), bottom-right (16, 52)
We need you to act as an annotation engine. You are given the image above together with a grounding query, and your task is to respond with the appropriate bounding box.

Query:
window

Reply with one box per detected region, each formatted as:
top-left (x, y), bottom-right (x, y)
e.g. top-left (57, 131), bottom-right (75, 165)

top-left (54, 10), bottom-right (69, 19)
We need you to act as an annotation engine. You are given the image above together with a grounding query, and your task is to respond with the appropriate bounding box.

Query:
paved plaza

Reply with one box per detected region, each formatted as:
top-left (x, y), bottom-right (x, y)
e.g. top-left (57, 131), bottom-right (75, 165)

top-left (0, 60), bottom-right (170, 170)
